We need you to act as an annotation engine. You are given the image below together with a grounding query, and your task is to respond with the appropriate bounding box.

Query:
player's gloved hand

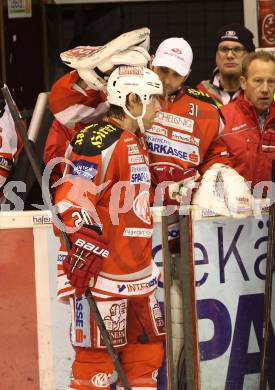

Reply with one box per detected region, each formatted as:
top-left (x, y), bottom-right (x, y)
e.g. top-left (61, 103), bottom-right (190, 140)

top-left (60, 27), bottom-right (150, 90)
top-left (63, 226), bottom-right (109, 297)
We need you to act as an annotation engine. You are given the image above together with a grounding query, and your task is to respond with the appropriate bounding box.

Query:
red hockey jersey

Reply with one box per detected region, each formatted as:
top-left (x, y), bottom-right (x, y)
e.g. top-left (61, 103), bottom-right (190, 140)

top-left (48, 70), bottom-right (108, 128)
top-left (54, 120), bottom-right (160, 300)
top-left (146, 87), bottom-right (229, 184)
top-left (44, 71), bottom-right (109, 185)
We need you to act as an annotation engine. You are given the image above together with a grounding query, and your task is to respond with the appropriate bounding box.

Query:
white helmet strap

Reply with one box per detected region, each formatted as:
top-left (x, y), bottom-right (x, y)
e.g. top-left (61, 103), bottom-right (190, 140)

top-left (137, 117), bottom-right (146, 134)
top-left (121, 97), bottom-right (147, 134)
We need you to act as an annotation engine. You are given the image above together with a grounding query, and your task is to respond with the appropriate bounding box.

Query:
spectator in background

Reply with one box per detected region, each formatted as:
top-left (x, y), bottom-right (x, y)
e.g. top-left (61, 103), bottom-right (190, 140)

top-left (218, 50), bottom-right (275, 187)
top-left (197, 23), bottom-right (255, 106)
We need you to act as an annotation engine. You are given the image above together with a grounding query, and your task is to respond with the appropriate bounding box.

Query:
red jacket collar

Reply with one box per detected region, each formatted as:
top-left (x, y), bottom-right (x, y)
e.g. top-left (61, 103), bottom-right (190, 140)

top-left (236, 92), bottom-right (275, 121)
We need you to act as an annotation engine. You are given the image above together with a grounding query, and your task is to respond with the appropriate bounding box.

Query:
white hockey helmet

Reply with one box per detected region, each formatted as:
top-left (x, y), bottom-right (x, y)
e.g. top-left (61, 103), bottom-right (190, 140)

top-left (107, 66), bottom-right (163, 132)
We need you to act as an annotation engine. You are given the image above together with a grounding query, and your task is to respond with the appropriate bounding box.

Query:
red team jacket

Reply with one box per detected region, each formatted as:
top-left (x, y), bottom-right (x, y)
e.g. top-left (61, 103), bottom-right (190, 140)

top-left (220, 93), bottom-right (275, 186)
top-left (54, 120), bottom-right (160, 300)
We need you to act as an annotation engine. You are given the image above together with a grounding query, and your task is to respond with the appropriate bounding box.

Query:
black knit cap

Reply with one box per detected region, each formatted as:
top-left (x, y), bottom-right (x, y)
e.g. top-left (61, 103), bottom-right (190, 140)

top-left (216, 23), bottom-right (255, 52)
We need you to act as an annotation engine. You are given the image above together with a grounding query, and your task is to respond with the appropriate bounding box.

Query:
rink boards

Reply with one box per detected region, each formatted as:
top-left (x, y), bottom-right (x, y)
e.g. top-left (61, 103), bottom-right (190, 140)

top-left (0, 210), bottom-right (274, 389)
top-left (192, 214), bottom-right (275, 390)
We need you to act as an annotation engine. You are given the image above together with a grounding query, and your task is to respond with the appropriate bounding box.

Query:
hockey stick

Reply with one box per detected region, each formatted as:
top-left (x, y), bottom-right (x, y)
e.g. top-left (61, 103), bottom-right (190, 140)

top-left (0, 82), bottom-right (132, 390)
top-left (259, 159), bottom-right (275, 390)
top-left (161, 214), bottom-right (176, 390)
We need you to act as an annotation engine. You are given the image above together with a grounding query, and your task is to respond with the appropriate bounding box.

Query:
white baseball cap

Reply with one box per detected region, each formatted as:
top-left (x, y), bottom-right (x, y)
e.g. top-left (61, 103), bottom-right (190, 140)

top-left (152, 37), bottom-right (193, 76)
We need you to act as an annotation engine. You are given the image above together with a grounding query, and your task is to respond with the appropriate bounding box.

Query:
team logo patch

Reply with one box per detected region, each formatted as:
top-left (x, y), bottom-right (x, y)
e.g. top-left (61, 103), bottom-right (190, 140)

top-left (97, 299), bottom-right (127, 348)
top-left (147, 124), bottom-right (168, 137)
top-left (133, 191), bottom-right (151, 224)
top-left (123, 227), bottom-right (153, 237)
top-left (130, 164), bottom-right (151, 184)
top-left (117, 277), bottom-right (158, 294)
top-left (62, 46), bottom-right (99, 58)
top-left (221, 30), bottom-right (238, 41)
top-left (231, 123), bottom-right (247, 132)
top-left (74, 125), bottom-right (96, 146)
top-left (70, 160), bottom-right (98, 180)
top-left (146, 134), bottom-right (200, 164)
top-left (90, 124), bottom-right (118, 148)
top-left (155, 112), bottom-right (194, 132)
top-left (127, 143), bottom-right (139, 154)
top-left (128, 154), bottom-right (144, 164)
top-left (57, 252), bottom-right (67, 264)
top-left (91, 373), bottom-right (110, 388)
top-left (225, 30), bottom-right (236, 37)
top-left (171, 47), bottom-right (182, 54)
top-left (72, 296), bottom-right (91, 347)
top-left (172, 131), bottom-right (200, 146)
top-left (119, 66), bottom-right (144, 75)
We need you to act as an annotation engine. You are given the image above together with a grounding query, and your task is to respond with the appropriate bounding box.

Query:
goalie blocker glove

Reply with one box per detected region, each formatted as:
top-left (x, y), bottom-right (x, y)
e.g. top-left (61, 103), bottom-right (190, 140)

top-left (60, 27), bottom-right (150, 90)
top-left (63, 226), bottom-right (109, 297)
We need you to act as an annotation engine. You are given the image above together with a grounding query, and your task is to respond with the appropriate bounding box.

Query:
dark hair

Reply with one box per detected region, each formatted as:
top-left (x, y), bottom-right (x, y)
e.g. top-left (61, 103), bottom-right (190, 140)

top-left (108, 93), bottom-right (142, 120)
top-left (108, 104), bottom-right (126, 120)
top-left (241, 50), bottom-right (275, 77)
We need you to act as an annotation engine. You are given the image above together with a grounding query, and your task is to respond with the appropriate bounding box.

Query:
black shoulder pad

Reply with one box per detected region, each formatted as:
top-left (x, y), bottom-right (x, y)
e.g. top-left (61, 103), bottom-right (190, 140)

top-left (185, 86), bottom-right (219, 108)
top-left (72, 121), bottom-right (123, 156)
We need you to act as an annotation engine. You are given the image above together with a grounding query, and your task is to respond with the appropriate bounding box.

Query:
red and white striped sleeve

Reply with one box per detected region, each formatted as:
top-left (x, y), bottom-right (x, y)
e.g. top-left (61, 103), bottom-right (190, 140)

top-left (48, 70), bottom-right (109, 129)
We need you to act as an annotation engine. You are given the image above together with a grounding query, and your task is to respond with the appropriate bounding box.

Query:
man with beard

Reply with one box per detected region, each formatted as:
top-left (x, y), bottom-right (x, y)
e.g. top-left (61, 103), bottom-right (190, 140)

top-left (197, 23), bottom-right (255, 106)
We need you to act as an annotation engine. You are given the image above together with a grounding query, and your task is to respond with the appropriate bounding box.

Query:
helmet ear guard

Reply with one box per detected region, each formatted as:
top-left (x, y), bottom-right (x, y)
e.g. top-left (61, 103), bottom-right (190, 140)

top-left (107, 66), bottom-right (163, 131)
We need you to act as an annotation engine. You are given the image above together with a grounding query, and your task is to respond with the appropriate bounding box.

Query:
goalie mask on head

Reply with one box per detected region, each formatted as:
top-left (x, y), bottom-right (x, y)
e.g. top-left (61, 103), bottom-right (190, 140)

top-left (107, 66), bottom-right (163, 133)
top-left (60, 27), bottom-right (151, 91)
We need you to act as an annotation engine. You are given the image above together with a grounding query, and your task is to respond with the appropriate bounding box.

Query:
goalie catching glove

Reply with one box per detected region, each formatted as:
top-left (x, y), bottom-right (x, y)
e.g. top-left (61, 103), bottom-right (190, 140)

top-left (192, 163), bottom-right (253, 218)
top-left (63, 226), bottom-right (109, 297)
top-left (60, 27), bottom-right (150, 90)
